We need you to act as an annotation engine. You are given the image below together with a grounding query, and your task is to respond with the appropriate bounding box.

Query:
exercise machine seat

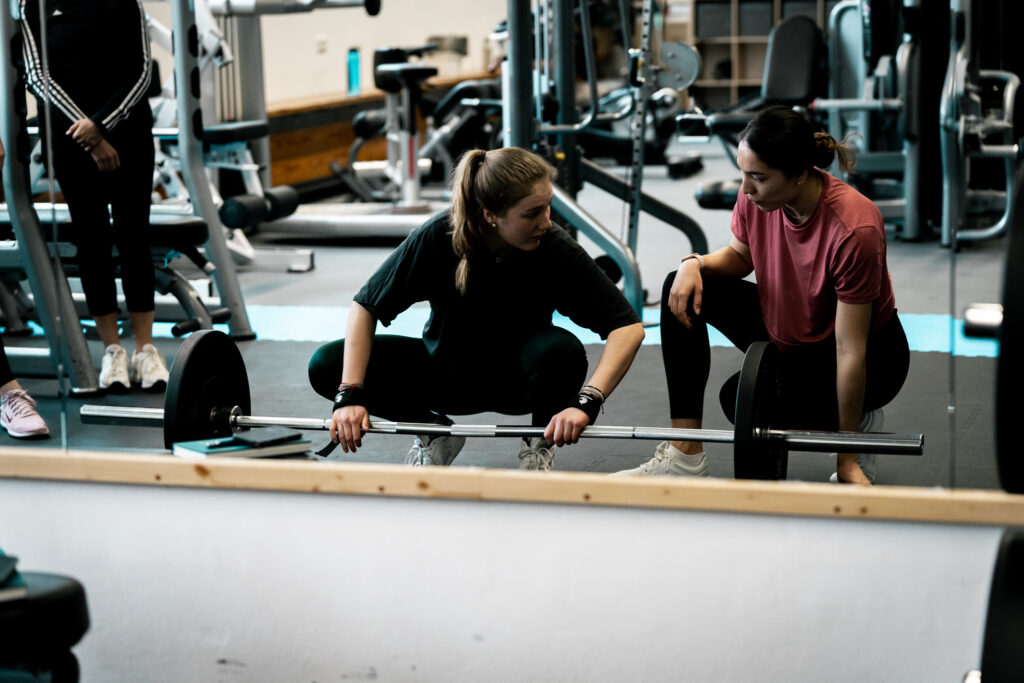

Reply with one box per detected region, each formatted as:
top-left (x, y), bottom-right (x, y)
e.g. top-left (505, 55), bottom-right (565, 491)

top-left (374, 63), bottom-right (438, 95)
top-left (697, 15), bottom-right (828, 210)
top-left (48, 216), bottom-right (208, 250)
top-left (0, 571), bottom-right (89, 680)
top-left (696, 178), bottom-right (742, 210)
top-left (372, 44), bottom-right (437, 90)
top-left (352, 109), bottom-right (388, 140)
top-left (430, 78), bottom-right (502, 122)
top-left (202, 120), bottom-right (269, 146)
top-left (704, 15), bottom-right (827, 142)
top-left (145, 216), bottom-right (210, 248)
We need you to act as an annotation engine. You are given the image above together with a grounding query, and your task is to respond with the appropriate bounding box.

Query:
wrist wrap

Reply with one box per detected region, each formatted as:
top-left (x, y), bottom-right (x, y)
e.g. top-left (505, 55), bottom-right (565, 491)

top-left (333, 384), bottom-right (367, 412)
top-left (570, 390), bottom-right (602, 424)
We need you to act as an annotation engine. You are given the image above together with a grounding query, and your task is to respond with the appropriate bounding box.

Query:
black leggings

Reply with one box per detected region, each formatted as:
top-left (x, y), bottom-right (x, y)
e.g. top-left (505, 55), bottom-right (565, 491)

top-left (308, 327), bottom-right (589, 426)
top-left (660, 272), bottom-right (910, 431)
top-left (0, 335), bottom-right (14, 387)
top-left (50, 103), bottom-right (155, 317)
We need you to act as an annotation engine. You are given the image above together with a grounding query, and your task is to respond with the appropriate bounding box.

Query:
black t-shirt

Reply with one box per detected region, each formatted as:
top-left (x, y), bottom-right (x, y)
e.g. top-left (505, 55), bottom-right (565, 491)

top-left (355, 212), bottom-right (640, 369)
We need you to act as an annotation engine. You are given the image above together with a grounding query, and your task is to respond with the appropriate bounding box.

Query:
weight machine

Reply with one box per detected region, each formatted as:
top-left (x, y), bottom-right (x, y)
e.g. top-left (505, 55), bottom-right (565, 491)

top-left (939, 0), bottom-right (1021, 247)
top-left (815, 0), bottom-right (930, 239)
top-left (201, 0), bottom-right (453, 239)
top-left (0, 0), bottom-right (258, 395)
top-left (333, 43), bottom-right (445, 206)
top-left (504, 0), bottom-right (707, 314)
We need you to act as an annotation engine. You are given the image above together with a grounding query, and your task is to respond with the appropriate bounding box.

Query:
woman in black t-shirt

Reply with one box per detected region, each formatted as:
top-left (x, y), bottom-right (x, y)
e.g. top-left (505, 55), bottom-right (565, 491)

top-left (309, 147), bottom-right (645, 470)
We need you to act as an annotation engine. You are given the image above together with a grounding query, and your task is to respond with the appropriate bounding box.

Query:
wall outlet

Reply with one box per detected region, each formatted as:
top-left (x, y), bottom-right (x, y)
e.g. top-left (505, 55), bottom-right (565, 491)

top-left (315, 35), bottom-right (328, 55)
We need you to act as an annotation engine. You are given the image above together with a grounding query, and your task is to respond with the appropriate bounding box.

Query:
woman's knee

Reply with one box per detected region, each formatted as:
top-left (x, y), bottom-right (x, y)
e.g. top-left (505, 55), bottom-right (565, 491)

top-left (308, 339), bottom-right (346, 399)
top-left (718, 371), bottom-right (741, 423)
top-left (661, 270), bottom-right (676, 304)
top-left (522, 327), bottom-right (587, 385)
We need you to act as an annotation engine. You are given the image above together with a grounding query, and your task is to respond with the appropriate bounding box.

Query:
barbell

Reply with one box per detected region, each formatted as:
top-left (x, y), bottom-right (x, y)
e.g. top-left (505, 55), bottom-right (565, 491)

top-left (79, 330), bottom-right (924, 480)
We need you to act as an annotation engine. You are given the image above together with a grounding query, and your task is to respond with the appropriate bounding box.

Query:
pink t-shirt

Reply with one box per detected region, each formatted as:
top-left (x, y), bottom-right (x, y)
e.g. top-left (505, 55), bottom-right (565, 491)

top-left (731, 170), bottom-right (896, 350)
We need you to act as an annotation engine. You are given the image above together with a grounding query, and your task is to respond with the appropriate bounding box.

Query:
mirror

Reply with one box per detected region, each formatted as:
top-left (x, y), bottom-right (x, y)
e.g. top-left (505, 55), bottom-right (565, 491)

top-left (0, 0), bottom-right (1011, 500)
top-left (198, 0), bottom-right (972, 490)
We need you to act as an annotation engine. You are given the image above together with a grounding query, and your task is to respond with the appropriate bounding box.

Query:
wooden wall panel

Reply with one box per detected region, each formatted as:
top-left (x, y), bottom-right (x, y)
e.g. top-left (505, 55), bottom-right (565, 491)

top-left (265, 75), bottom-right (484, 188)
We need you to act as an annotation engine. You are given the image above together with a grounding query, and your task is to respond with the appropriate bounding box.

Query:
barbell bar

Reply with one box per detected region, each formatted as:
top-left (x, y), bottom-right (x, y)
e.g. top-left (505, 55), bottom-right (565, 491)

top-left (79, 404), bottom-right (923, 455)
top-left (78, 330), bottom-right (924, 480)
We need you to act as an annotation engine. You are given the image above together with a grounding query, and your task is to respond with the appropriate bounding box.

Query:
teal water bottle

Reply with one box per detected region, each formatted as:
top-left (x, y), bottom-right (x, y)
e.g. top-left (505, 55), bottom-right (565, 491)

top-left (347, 48), bottom-right (360, 96)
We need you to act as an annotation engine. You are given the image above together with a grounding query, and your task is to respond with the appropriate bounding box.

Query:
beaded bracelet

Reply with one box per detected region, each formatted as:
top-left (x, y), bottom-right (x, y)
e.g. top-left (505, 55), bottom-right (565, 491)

top-left (581, 384), bottom-right (606, 403)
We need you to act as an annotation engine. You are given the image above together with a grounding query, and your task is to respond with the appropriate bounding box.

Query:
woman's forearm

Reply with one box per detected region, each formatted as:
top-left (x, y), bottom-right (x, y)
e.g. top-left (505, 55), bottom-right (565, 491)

top-left (702, 239), bottom-right (754, 278)
top-left (341, 302), bottom-right (377, 386)
top-left (582, 322), bottom-right (645, 397)
top-left (835, 351), bottom-right (867, 432)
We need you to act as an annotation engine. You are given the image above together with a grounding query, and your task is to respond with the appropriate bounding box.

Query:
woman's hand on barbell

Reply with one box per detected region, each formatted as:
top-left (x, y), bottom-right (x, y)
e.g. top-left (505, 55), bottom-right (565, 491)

top-left (331, 404), bottom-right (370, 453)
top-left (544, 407), bottom-right (590, 446)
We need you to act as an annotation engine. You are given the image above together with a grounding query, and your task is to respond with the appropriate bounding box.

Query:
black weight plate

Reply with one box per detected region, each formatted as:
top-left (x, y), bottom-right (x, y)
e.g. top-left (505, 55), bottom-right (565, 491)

top-left (979, 527), bottom-right (1024, 680)
top-left (163, 330), bottom-right (251, 449)
top-left (997, 171), bottom-right (1024, 492)
top-left (734, 341), bottom-right (786, 480)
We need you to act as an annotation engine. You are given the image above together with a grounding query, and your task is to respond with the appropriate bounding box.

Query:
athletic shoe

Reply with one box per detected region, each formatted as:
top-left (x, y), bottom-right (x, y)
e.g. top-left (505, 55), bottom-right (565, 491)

top-left (405, 434), bottom-right (466, 466)
top-left (130, 343), bottom-right (169, 392)
top-left (0, 389), bottom-right (50, 439)
top-left (830, 408), bottom-right (883, 483)
top-left (99, 344), bottom-right (131, 393)
top-left (518, 436), bottom-right (556, 471)
top-left (612, 441), bottom-right (710, 477)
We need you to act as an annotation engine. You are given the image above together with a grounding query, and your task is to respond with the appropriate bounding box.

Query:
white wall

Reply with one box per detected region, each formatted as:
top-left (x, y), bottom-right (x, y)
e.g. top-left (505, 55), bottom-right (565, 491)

top-left (145, 0), bottom-right (506, 106)
top-left (259, 0), bottom-right (505, 103)
top-left (0, 478), bottom-right (1001, 682)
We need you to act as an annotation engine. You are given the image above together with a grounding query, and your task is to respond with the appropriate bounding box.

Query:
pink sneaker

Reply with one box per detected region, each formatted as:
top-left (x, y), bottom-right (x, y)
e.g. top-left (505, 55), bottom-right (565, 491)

top-left (1, 389), bottom-right (50, 439)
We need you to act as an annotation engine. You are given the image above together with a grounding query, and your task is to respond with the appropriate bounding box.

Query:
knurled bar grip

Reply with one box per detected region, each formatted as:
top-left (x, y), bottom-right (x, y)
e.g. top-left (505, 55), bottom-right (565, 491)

top-left (79, 405), bottom-right (924, 455)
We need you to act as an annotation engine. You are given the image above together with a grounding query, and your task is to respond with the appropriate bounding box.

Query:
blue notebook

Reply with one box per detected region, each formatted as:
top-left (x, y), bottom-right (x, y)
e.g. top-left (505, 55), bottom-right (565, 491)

top-left (172, 435), bottom-right (312, 459)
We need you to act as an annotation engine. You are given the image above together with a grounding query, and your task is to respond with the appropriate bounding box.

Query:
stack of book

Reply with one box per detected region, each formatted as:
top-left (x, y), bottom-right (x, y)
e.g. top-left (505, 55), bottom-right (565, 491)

top-left (172, 427), bottom-right (312, 459)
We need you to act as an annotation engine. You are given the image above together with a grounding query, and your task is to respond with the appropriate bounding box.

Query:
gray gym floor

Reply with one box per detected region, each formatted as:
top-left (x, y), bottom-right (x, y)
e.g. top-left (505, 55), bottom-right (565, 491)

top-left (7, 141), bottom-right (1007, 490)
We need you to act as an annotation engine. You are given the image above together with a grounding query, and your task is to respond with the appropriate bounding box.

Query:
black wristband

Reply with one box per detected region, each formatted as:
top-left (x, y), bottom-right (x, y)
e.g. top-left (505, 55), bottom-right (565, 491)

top-left (333, 385), bottom-right (367, 412)
top-left (570, 391), bottom-right (602, 424)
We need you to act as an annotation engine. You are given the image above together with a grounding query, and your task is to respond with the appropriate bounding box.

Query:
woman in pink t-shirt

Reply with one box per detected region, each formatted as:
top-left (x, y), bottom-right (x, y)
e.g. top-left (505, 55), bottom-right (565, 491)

top-left (618, 106), bottom-right (909, 485)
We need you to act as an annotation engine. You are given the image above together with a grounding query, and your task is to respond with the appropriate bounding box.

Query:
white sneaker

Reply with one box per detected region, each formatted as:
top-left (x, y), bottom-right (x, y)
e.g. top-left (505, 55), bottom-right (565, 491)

top-left (405, 434), bottom-right (466, 466)
top-left (613, 441), bottom-right (710, 477)
top-left (518, 436), bottom-right (556, 471)
top-left (131, 343), bottom-right (169, 392)
top-left (99, 344), bottom-right (130, 393)
top-left (830, 408), bottom-right (883, 483)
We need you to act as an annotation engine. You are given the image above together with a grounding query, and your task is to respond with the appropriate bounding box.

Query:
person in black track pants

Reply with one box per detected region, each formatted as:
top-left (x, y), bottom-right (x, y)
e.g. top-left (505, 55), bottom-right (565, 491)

top-left (21, 0), bottom-right (169, 393)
